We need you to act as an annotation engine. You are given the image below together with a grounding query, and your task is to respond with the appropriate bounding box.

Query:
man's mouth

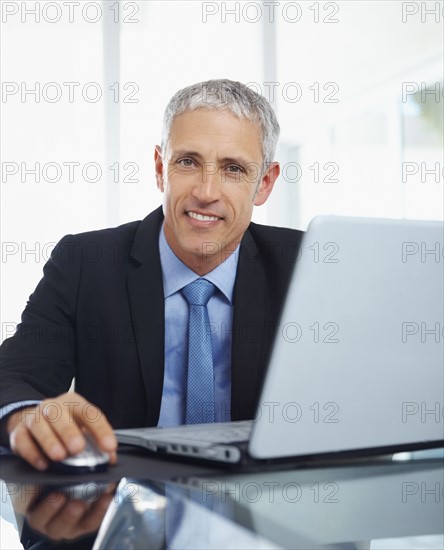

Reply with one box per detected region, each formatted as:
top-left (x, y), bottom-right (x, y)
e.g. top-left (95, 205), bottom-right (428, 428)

top-left (187, 211), bottom-right (222, 222)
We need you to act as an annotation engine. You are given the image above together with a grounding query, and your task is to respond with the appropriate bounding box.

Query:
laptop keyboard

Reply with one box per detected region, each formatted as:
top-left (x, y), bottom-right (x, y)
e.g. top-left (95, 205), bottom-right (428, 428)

top-left (130, 420), bottom-right (252, 444)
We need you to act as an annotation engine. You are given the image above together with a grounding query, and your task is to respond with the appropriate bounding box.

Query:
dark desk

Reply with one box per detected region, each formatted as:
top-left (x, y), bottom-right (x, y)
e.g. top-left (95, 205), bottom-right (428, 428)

top-left (1, 449), bottom-right (443, 549)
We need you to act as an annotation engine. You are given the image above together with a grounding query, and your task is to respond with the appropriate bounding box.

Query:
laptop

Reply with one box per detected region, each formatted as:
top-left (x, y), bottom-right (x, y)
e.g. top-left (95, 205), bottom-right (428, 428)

top-left (116, 216), bottom-right (444, 465)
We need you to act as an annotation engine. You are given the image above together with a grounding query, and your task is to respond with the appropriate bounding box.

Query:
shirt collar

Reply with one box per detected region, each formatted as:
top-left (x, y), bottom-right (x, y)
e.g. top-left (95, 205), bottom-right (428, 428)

top-left (159, 224), bottom-right (239, 305)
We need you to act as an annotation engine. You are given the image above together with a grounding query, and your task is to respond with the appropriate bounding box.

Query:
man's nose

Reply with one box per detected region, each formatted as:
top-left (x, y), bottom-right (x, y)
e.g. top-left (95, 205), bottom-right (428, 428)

top-left (192, 162), bottom-right (222, 202)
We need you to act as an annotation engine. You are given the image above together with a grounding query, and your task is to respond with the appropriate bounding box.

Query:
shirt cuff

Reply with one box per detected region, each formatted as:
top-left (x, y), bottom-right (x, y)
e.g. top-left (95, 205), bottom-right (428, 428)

top-left (0, 401), bottom-right (41, 421)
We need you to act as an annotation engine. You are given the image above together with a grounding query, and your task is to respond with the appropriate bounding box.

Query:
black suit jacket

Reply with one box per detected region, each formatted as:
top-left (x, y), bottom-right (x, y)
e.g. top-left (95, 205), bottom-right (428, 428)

top-left (0, 207), bottom-right (303, 429)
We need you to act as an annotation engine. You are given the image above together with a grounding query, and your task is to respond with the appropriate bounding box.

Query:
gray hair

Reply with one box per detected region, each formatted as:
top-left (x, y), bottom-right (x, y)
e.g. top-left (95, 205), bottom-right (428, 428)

top-left (161, 79), bottom-right (280, 166)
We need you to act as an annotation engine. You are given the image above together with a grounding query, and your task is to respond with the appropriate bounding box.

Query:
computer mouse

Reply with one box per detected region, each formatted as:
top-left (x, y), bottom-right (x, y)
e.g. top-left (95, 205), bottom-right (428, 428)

top-left (51, 432), bottom-right (110, 474)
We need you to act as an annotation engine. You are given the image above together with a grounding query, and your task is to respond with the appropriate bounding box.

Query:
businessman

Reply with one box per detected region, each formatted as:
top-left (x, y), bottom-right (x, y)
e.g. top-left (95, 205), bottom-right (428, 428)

top-left (0, 79), bottom-right (303, 470)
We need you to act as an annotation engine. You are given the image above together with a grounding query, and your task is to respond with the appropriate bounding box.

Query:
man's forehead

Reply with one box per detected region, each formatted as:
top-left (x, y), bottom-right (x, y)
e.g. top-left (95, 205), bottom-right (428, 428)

top-left (167, 109), bottom-right (263, 159)
top-left (170, 108), bottom-right (260, 135)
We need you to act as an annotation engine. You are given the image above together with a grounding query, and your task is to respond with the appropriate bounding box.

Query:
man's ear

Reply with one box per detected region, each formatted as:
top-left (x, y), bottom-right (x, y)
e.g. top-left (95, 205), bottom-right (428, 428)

top-left (154, 145), bottom-right (165, 192)
top-left (254, 162), bottom-right (280, 206)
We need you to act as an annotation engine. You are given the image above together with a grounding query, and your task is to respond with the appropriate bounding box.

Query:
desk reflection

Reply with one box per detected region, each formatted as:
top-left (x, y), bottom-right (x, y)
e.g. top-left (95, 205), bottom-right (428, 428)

top-left (4, 455), bottom-right (444, 550)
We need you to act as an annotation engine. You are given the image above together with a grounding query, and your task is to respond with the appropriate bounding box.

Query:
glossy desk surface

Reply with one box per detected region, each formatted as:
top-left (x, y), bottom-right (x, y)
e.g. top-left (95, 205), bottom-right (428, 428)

top-left (1, 448), bottom-right (443, 549)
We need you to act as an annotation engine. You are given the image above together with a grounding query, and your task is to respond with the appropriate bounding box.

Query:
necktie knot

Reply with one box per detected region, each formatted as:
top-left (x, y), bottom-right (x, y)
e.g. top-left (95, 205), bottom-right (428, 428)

top-left (182, 279), bottom-right (215, 307)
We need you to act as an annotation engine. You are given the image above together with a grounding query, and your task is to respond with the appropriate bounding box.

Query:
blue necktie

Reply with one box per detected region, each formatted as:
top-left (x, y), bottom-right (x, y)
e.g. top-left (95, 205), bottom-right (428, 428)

top-left (182, 279), bottom-right (216, 424)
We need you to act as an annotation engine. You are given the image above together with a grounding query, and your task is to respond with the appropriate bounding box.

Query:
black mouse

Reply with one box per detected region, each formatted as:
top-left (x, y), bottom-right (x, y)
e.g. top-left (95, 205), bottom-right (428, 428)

top-left (51, 433), bottom-right (110, 474)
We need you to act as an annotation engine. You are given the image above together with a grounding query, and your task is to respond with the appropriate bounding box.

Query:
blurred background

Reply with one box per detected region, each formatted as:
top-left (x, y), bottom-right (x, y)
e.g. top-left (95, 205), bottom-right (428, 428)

top-left (1, 0), bottom-right (443, 330)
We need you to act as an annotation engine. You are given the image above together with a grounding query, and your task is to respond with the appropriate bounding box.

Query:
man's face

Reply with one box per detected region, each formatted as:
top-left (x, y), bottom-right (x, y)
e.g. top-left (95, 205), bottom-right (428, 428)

top-left (155, 108), bottom-right (279, 275)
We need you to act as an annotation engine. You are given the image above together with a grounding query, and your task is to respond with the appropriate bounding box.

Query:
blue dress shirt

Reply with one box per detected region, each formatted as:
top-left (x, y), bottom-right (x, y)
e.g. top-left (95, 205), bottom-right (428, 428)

top-left (157, 225), bottom-right (239, 427)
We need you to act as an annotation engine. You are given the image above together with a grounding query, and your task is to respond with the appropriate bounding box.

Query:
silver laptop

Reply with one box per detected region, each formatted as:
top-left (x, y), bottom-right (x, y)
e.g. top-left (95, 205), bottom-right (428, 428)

top-left (116, 216), bottom-right (444, 464)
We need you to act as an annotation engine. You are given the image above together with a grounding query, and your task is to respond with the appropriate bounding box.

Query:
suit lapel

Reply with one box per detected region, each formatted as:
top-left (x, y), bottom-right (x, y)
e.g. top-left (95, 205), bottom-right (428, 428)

top-left (231, 230), bottom-right (267, 420)
top-left (126, 207), bottom-right (165, 426)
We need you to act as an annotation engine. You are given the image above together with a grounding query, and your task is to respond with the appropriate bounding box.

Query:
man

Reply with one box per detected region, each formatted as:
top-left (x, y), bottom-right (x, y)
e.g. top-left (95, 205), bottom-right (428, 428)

top-left (0, 79), bottom-right (303, 470)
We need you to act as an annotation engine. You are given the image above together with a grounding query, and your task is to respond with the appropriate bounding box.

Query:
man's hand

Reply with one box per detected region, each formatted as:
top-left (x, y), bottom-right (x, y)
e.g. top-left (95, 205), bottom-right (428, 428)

top-left (6, 392), bottom-right (118, 470)
top-left (26, 486), bottom-right (115, 542)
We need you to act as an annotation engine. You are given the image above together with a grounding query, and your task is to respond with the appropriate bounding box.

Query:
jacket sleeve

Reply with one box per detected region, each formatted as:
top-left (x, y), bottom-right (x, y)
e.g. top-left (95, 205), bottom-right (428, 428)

top-left (0, 235), bottom-right (82, 409)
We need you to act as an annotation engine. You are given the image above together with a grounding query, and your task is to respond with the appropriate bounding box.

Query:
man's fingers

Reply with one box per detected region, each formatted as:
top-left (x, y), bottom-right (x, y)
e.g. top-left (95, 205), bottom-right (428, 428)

top-left (28, 496), bottom-right (88, 541)
top-left (78, 413), bottom-right (117, 454)
top-left (8, 393), bottom-right (117, 469)
top-left (77, 493), bottom-right (113, 534)
top-left (23, 410), bottom-right (68, 461)
top-left (108, 450), bottom-right (118, 465)
top-left (27, 493), bottom-right (66, 532)
top-left (41, 393), bottom-right (117, 455)
top-left (37, 393), bottom-right (115, 456)
top-left (60, 396), bottom-right (117, 454)
top-left (9, 424), bottom-right (49, 471)
top-left (40, 397), bottom-right (86, 455)
top-left (45, 500), bottom-right (88, 541)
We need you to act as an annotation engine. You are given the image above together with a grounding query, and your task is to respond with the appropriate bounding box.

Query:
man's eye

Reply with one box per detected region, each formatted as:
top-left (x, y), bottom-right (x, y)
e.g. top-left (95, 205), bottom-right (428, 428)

top-left (178, 158), bottom-right (195, 167)
top-left (225, 165), bottom-right (244, 174)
